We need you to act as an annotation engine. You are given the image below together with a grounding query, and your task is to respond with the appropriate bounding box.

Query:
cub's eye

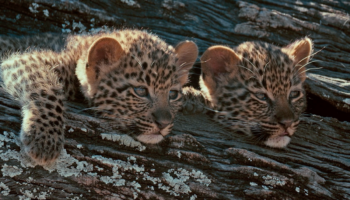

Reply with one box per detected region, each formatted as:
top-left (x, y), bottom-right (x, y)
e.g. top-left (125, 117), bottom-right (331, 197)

top-left (169, 90), bottom-right (179, 100)
top-left (255, 93), bottom-right (267, 101)
top-left (289, 91), bottom-right (300, 99)
top-left (134, 87), bottom-right (148, 97)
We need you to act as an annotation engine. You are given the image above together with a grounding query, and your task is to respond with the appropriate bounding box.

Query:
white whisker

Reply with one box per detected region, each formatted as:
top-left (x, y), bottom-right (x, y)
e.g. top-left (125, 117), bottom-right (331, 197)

top-left (179, 62), bottom-right (187, 68)
top-left (238, 65), bottom-right (257, 77)
top-left (242, 57), bottom-right (259, 74)
top-left (298, 67), bottom-right (323, 76)
top-left (76, 106), bottom-right (100, 113)
top-left (263, 61), bottom-right (270, 74)
top-left (296, 60), bottom-right (323, 72)
top-left (295, 47), bottom-right (325, 66)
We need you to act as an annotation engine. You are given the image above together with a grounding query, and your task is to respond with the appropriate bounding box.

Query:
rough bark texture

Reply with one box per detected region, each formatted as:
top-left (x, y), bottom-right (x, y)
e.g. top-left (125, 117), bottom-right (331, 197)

top-left (0, 0), bottom-right (349, 199)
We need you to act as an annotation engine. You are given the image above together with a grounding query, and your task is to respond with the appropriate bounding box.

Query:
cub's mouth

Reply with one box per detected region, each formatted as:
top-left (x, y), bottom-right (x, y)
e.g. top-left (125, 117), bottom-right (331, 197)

top-left (250, 122), bottom-right (297, 148)
top-left (135, 124), bottom-right (172, 144)
top-left (278, 130), bottom-right (290, 137)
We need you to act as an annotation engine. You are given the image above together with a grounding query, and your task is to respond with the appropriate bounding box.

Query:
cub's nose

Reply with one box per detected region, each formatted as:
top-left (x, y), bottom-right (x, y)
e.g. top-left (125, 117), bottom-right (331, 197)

top-left (274, 100), bottom-right (294, 128)
top-left (152, 109), bottom-right (173, 130)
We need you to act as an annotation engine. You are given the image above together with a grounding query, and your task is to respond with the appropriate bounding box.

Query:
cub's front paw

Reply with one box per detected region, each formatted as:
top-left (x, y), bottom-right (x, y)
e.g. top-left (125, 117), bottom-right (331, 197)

top-left (181, 87), bottom-right (208, 114)
top-left (21, 128), bottom-right (64, 165)
top-left (182, 100), bottom-right (207, 114)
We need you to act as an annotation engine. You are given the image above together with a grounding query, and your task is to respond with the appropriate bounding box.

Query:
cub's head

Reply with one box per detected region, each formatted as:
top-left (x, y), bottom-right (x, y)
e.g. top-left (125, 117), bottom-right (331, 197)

top-left (200, 38), bottom-right (312, 148)
top-left (76, 31), bottom-right (198, 144)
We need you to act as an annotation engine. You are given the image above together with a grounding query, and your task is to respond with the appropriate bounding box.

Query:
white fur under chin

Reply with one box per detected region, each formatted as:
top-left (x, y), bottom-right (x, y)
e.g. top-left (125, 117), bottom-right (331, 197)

top-left (264, 136), bottom-right (291, 148)
top-left (136, 134), bottom-right (164, 144)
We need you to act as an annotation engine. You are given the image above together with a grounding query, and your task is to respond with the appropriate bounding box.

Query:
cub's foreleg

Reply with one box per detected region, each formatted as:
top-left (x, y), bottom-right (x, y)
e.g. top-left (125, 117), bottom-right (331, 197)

top-left (1, 54), bottom-right (65, 165)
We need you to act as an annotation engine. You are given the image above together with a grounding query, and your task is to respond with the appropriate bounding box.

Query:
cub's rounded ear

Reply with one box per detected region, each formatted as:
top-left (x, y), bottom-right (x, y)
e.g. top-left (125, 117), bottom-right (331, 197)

top-left (87, 37), bottom-right (124, 80)
top-left (175, 41), bottom-right (198, 85)
top-left (282, 37), bottom-right (313, 82)
top-left (200, 45), bottom-right (240, 94)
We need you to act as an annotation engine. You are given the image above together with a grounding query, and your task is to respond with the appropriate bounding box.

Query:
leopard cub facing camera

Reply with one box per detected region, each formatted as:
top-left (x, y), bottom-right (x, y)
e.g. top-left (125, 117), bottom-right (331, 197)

top-left (183, 38), bottom-right (312, 148)
top-left (0, 30), bottom-right (198, 165)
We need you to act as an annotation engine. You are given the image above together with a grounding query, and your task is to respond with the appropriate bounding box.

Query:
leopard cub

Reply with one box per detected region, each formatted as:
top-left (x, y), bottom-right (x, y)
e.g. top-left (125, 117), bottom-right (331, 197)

top-left (184, 38), bottom-right (312, 148)
top-left (0, 30), bottom-right (198, 165)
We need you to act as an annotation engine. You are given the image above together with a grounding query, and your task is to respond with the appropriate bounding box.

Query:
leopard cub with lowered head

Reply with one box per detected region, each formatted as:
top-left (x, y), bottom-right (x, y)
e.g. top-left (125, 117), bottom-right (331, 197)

top-left (184, 38), bottom-right (312, 148)
top-left (0, 30), bottom-right (198, 165)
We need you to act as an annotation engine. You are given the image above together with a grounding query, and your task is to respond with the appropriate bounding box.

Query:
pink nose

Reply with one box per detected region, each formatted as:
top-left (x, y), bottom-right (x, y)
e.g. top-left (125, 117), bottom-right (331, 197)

top-left (152, 109), bottom-right (173, 130)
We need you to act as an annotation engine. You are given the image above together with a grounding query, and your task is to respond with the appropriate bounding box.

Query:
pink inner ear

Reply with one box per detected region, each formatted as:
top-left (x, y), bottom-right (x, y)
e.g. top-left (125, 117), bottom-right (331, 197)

top-left (294, 41), bottom-right (312, 67)
top-left (88, 37), bottom-right (123, 67)
top-left (95, 46), bottom-right (110, 62)
top-left (282, 38), bottom-right (312, 83)
top-left (283, 38), bottom-right (312, 67)
top-left (201, 46), bottom-right (240, 77)
top-left (213, 53), bottom-right (232, 75)
top-left (174, 41), bottom-right (198, 86)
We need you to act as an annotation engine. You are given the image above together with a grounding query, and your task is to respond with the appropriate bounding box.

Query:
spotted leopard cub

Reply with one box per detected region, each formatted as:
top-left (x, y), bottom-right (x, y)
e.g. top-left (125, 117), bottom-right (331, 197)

top-left (184, 38), bottom-right (312, 148)
top-left (0, 30), bottom-right (198, 165)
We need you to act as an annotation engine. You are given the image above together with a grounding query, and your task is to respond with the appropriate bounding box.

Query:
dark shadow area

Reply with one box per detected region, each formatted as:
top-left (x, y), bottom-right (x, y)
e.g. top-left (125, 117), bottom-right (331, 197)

top-left (185, 63), bottom-right (201, 90)
top-left (306, 93), bottom-right (350, 122)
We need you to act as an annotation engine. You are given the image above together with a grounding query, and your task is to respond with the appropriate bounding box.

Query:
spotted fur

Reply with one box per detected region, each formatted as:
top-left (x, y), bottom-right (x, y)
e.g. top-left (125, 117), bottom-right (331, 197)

top-left (184, 38), bottom-right (312, 148)
top-left (0, 30), bottom-right (198, 165)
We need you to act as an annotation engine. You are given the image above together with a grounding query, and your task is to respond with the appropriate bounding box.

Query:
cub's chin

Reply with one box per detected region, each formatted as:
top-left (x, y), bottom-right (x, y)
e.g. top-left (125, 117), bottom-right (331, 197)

top-left (136, 134), bottom-right (164, 144)
top-left (264, 135), bottom-right (291, 148)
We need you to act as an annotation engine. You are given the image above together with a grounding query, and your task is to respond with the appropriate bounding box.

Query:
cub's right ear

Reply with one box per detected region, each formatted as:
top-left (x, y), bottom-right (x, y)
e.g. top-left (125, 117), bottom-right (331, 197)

top-left (175, 41), bottom-right (198, 86)
top-left (200, 46), bottom-right (240, 94)
top-left (282, 37), bottom-right (313, 82)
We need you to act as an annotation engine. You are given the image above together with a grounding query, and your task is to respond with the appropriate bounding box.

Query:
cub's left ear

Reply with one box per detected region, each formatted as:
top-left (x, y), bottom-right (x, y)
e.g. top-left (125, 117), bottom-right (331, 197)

top-left (87, 37), bottom-right (124, 82)
top-left (282, 37), bottom-right (313, 82)
top-left (175, 41), bottom-right (198, 85)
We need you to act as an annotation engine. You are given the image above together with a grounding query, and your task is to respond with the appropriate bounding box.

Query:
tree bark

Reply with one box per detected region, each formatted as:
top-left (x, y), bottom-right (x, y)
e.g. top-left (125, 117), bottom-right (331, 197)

top-left (0, 0), bottom-right (349, 199)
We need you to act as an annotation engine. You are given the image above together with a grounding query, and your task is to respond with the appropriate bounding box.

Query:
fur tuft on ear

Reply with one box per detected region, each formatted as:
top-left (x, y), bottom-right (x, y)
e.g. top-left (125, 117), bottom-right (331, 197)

top-left (175, 41), bottom-right (198, 86)
top-left (282, 37), bottom-right (313, 82)
top-left (200, 45), bottom-right (240, 94)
